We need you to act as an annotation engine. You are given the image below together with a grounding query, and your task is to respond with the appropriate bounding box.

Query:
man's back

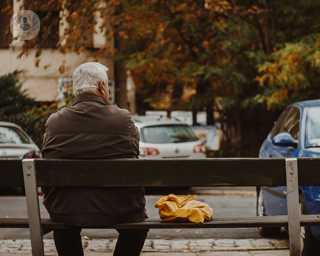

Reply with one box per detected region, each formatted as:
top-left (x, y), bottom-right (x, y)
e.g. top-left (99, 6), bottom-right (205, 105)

top-left (43, 93), bottom-right (140, 159)
top-left (42, 93), bottom-right (146, 226)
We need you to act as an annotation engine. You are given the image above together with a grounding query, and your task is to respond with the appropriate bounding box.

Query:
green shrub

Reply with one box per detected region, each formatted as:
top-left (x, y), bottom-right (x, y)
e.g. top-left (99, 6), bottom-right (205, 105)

top-left (0, 70), bottom-right (35, 116)
top-left (0, 113), bottom-right (49, 149)
top-left (0, 71), bottom-right (56, 149)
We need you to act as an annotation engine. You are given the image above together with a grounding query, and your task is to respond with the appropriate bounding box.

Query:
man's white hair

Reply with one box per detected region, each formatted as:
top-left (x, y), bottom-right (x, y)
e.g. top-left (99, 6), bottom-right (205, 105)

top-left (73, 62), bottom-right (109, 96)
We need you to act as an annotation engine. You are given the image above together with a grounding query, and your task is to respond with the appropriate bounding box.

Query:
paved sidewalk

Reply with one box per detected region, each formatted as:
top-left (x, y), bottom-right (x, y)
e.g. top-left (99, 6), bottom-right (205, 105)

top-left (0, 238), bottom-right (289, 255)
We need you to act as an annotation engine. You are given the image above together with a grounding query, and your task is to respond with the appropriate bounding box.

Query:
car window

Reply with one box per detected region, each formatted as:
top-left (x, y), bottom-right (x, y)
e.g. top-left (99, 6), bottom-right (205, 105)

top-left (140, 125), bottom-right (198, 143)
top-left (270, 107), bottom-right (291, 139)
top-left (0, 126), bottom-right (30, 144)
top-left (281, 107), bottom-right (300, 140)
top-left (306, 107), bottom-right (320, 147)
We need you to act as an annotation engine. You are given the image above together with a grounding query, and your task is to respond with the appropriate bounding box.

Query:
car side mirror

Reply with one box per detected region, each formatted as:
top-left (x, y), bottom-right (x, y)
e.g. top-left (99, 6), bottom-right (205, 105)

top-left (272, 132), bottom-right (298, 148)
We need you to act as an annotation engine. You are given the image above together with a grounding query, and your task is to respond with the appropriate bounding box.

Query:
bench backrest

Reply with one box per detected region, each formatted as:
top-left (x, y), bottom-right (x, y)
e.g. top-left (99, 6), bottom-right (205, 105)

top-left (1, 158), bottom-right (315, 256)
top-left (1, 158), bottom-right (320, 187)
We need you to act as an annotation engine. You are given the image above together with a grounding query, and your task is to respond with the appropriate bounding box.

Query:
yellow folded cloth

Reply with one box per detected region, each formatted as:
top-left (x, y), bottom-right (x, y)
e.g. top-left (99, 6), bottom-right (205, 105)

top-left (155, 194), bottom-right (213, 223)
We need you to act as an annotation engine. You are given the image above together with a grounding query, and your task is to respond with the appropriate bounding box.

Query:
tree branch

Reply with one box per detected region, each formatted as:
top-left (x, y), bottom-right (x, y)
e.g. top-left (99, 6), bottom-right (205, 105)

top-left (163, 4), bottom-right (199, 60)
top-left (269, 0), bottom-right (277, 49)
top-left (262, 0), bottom-right (271, 54)
top-left (249, 0), bottom-right (268, 54)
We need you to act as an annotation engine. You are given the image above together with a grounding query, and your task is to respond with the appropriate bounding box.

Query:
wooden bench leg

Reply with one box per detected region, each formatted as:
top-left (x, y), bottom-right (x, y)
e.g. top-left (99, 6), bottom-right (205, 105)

top-left (23, 159), bottom-right (45, 256)
top-left (286, 158), bottom-right (301, 256)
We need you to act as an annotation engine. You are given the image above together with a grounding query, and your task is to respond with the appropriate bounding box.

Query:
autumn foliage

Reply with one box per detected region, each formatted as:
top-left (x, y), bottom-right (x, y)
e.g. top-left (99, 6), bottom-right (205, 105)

top-left (3, 0), bottom-right (320, 155)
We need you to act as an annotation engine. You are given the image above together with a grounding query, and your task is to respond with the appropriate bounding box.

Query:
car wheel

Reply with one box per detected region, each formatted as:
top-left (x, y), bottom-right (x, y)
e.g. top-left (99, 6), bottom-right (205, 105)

top-left (256, 186), bottom-right (281, 236)
top-left (299, 194), bottom-right (320, 256)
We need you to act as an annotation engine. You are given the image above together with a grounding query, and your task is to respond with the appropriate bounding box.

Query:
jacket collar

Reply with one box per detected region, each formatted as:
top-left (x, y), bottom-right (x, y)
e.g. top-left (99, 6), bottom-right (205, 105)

top-left (71, 93), bottom-right (107, 106)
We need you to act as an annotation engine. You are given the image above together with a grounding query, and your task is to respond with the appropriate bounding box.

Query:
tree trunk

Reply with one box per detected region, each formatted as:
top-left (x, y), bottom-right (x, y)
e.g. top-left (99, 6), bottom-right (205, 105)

top-left (115, 38), bottom-right (128, 109)
top-left (192, 109), bottom-right (198, 125)
top-left (206, 100), bottom-right (214, 125)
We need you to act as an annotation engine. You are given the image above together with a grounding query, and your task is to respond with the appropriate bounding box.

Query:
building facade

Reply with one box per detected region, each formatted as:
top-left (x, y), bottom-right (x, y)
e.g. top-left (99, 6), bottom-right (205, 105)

top-left (0, 0), bottom-right (136, 113)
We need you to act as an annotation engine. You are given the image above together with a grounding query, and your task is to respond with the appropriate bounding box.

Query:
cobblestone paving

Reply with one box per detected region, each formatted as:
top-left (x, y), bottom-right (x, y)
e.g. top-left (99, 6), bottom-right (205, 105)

top-left (0, 238), bottom-right (289, 255)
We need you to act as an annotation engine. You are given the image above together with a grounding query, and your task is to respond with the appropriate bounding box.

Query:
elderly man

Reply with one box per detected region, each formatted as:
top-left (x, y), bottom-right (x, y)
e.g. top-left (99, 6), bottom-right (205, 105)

top-left (42, 62), bottom-right (148, 256)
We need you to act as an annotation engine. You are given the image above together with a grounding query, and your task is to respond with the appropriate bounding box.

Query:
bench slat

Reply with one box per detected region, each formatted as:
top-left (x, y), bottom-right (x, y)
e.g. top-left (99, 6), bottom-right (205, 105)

top-left (0, 160), bottom-right (24, 186)
top-left (298, 158), bottom-right (320, 186)
top-left (1, 215), bottom-right (320, 229)
top-left (2, 158), bottom-right (320, 187)
top-left (35, 158), bottom-right (287, 187)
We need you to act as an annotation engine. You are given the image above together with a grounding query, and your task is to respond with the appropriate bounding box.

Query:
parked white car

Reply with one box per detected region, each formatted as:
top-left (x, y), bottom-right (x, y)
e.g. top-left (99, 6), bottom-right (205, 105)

top-left (0, 121), bottom-right (41, 159)
top-left (132, 116), bottom-right (206, 159)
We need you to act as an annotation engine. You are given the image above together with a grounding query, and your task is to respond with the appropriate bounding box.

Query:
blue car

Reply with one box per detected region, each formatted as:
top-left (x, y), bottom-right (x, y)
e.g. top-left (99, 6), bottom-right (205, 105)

top-left (258, 99), bottom-right (320, 256)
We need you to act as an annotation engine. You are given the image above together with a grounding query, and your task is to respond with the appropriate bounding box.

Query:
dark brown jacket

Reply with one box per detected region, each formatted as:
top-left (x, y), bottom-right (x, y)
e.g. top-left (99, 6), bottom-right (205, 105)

top-left (41, 93), bottom-right (146, 226)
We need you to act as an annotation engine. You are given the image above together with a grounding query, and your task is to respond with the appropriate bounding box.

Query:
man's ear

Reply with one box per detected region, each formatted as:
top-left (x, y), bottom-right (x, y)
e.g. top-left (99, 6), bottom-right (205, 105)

top-left (98, 81), bottom-right (105, 95)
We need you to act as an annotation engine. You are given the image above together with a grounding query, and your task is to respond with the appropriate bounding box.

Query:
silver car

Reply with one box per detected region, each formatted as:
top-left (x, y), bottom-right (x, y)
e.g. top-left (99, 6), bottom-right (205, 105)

top-left (0, 121), bottom-right (41, 159)
top-left (132, 116), bottom-right (206, 159)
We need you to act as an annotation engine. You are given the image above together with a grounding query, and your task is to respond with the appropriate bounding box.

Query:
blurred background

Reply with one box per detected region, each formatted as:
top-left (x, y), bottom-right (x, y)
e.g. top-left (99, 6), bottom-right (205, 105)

top-left (3, 2), bottom-right (320, 252)
top-left (1, 0), bottom-right (320, 156)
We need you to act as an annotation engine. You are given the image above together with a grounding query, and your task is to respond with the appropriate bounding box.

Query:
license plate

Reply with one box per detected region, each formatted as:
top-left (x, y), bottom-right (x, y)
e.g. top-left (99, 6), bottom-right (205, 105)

top-left (0, 156), bottom-right (19, 159)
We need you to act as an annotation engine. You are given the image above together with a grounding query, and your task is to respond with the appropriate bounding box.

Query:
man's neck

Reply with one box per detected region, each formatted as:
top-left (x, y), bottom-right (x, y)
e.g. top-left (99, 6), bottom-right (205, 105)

top-left (80, 91), bottom-right (108, 104)
top-left (87, 90), bottom-right (102, 98)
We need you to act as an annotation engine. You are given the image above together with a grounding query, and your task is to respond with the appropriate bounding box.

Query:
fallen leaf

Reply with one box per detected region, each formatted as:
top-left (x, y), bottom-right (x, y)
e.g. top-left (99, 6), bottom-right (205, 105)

top-left (175, 230), bottom-right (181, 233)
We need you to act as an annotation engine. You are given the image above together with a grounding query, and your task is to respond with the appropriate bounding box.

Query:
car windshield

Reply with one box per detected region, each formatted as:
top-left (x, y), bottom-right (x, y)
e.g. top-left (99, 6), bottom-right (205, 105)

top-left (306, 107), bottom-right (320, 148)
top-left (0, 126), bottom-right (30, 144)
top-left (140, 125), bottom-right (198, 143)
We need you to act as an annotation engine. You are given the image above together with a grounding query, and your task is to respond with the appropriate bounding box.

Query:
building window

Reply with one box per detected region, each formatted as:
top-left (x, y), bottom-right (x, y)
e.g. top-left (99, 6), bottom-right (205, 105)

top-left (0, 0), bottom-right (13, 47)
top-left (25, 0), bottom-right (59, 48)
top-left (36, 10), bottom-right (59, 47)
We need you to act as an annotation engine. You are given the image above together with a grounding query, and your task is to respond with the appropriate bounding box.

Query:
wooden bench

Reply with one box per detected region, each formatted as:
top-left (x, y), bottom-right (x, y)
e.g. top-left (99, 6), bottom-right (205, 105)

top-left (1, 158), bottom-right (320, 256)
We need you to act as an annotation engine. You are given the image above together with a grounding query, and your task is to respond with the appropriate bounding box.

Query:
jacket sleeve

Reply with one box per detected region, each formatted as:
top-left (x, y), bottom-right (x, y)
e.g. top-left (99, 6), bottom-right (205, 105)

top-left (41, 132), bottom-right (47, 157)
top-left (129, 117), bottom-right (140, 157)
top-left (41, 113), bottom-right (55, 159)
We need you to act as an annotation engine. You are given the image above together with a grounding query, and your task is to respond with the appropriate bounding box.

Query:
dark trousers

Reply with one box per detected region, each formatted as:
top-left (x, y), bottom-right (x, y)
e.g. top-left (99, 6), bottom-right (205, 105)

top-left (53, 228), bottom-right (149, 256)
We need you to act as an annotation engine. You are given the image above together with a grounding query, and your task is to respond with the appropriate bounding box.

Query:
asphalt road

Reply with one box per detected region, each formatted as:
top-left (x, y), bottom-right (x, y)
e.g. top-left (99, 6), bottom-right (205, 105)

top-left (0, 187), bottom-right (288, 240)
